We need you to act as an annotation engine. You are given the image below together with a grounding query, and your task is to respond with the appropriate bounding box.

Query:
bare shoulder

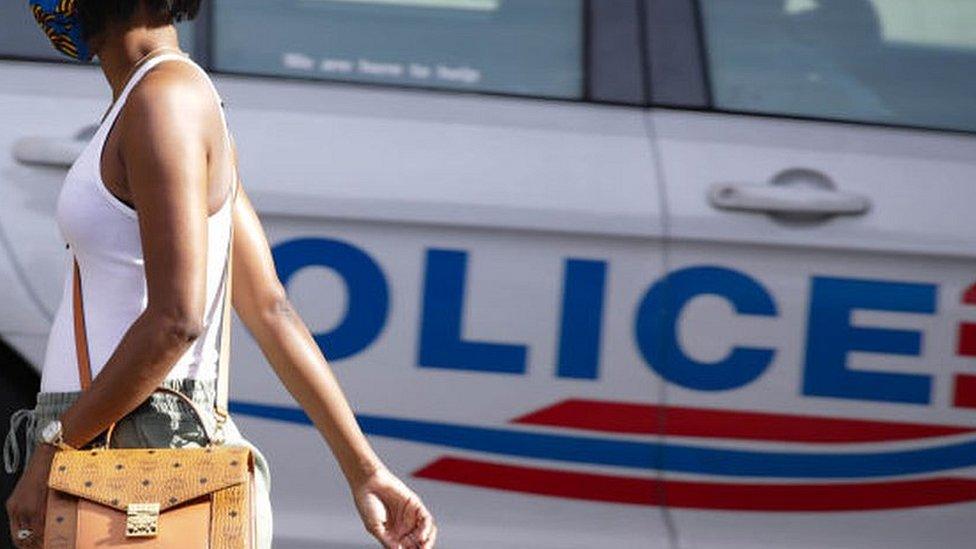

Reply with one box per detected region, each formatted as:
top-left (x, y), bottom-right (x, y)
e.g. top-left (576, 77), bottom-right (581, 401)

top-left (120, 59), bottom-right (219, 136)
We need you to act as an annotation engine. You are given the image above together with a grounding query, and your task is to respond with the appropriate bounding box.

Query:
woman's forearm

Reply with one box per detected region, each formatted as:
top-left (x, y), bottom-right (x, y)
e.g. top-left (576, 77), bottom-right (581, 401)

top-left (56, 309), bottom-right (203, 449)
top-left (244, 294), bottom-right (385, 487)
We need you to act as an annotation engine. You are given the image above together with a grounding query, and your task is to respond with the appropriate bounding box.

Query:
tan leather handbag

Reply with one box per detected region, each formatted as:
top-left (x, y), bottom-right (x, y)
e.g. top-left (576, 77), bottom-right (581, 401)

top-left (42, 180), bottom-right (256, 548)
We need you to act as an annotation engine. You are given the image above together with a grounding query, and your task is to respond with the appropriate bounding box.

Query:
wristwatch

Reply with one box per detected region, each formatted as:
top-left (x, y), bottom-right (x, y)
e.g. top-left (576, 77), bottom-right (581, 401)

top-left (39, 419), bottom-right (76, 451)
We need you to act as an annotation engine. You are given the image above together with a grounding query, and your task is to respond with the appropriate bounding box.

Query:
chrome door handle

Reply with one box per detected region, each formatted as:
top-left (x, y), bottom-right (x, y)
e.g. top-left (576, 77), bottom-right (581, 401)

top-left (708, 183), bottom-right (870, 216)
top-left (12, 136), bottom-right (85, 169)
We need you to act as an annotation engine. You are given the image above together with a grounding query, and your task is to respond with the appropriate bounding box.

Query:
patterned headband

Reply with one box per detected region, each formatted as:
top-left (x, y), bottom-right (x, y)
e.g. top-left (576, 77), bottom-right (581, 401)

top-left (29, 0), bottom-right (93, 61)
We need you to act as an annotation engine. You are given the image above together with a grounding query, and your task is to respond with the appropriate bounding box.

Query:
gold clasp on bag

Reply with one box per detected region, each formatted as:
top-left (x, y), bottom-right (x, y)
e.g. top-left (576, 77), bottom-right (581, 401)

top-left (125, 502), bottom-right (160, 537)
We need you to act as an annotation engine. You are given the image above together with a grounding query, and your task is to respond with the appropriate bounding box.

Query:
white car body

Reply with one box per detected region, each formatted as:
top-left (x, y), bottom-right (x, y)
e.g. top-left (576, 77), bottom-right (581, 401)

top-left (2, 1), bottom-right (975, 547)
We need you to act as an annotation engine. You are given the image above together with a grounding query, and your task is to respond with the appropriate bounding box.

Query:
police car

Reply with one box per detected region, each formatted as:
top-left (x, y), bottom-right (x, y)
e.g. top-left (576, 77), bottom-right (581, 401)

top-left (2, 1), bottom-right (975, 547)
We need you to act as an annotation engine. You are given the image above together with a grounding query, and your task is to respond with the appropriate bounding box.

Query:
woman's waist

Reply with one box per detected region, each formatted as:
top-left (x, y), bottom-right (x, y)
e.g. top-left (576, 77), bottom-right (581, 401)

top-left (40, 329), bottom-right (221, 393)
top-left (35, 376), bottom-right (218, 418)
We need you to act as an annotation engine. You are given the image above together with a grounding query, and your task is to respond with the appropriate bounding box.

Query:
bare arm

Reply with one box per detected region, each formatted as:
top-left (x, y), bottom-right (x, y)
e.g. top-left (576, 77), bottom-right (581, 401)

top-left (57, 64), bottom-right (215, 449)
top-left (226, 174), bottom-right (383, 486)
top-left (226, 138), bottom-right (436, 548)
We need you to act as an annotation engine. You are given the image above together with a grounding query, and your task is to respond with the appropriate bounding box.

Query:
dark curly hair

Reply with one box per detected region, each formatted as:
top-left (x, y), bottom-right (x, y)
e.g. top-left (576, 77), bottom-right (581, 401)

top-left (77, 0), bottom-right (202, 42)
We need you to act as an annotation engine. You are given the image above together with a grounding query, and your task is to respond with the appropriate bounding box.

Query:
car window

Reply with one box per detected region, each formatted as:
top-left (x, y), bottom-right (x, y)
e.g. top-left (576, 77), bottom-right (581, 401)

top-left (211, 0), bottom-right (584, 99)
top-left (698, 0), bottom-right (976, 133)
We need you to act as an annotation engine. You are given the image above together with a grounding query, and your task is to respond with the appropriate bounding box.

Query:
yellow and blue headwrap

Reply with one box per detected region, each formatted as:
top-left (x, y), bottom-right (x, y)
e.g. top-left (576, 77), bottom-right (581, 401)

top-left (29, 0), bottom-right (93, 61)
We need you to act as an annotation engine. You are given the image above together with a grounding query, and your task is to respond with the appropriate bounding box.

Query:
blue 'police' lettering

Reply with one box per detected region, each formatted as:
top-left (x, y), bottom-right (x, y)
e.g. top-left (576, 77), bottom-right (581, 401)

top-left (803, 276), bottom-right (935, 404)
top-left (635, 266), bottom-right (777, 391)
top-left (272, 237), bottom-right (389, 360)
top-left (556, 259), bottom-right (607, 380)
top-left (418, 249), bottom-right (528, 374)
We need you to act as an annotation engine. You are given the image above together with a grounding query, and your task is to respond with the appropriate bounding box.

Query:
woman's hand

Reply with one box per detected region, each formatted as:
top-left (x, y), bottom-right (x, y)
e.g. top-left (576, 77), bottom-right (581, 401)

top-left (352, 467), bottom-right (437, 548)
top-left (5, 443), bottom-right (56, 548)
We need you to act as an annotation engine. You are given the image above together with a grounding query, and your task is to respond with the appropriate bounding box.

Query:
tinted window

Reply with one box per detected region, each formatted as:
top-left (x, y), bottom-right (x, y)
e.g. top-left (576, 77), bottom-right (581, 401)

top-left (699, 0), bottom-right (976, 133)
top-left (212, 0), bottom-right (584, 99)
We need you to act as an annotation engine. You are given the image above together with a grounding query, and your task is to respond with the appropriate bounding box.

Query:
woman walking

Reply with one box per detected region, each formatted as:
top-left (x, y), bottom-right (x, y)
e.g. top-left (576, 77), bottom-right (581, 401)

top-left (3, 1), bottom-right (437, 547)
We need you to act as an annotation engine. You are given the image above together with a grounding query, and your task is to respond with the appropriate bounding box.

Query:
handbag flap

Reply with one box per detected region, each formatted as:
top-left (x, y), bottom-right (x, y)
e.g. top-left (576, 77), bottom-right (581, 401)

top-left (47, 446), bottom-right (251, 512)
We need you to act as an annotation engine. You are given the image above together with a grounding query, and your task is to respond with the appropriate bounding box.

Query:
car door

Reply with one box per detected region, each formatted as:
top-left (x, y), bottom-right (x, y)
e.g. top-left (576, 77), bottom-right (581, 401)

top-left (205, 2), bottom-right (666, 547)
top-left (1, 2), bottom-right (671, 547)
top-left (645, 0), bottom-right (976, 548)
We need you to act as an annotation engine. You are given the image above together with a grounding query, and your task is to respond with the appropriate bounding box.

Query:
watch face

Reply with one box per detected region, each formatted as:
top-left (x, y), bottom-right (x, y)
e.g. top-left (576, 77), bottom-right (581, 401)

top-left (41, 420), bottom-right (61, 443)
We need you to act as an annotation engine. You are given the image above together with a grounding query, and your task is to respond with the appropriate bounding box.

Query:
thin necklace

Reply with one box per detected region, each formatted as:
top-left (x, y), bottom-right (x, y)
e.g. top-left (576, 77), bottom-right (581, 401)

top-left (99, 45), bottom-right (187, 124)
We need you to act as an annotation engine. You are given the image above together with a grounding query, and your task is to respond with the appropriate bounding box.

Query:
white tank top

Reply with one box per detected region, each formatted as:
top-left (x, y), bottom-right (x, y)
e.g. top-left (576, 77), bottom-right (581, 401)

top-left (39, 53), bottom-right (235, 393)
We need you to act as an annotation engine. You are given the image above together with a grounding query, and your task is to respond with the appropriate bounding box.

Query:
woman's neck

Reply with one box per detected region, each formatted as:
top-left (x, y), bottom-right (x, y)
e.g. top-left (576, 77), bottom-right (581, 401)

top-left (96, 25), bottom-right (182, 101)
